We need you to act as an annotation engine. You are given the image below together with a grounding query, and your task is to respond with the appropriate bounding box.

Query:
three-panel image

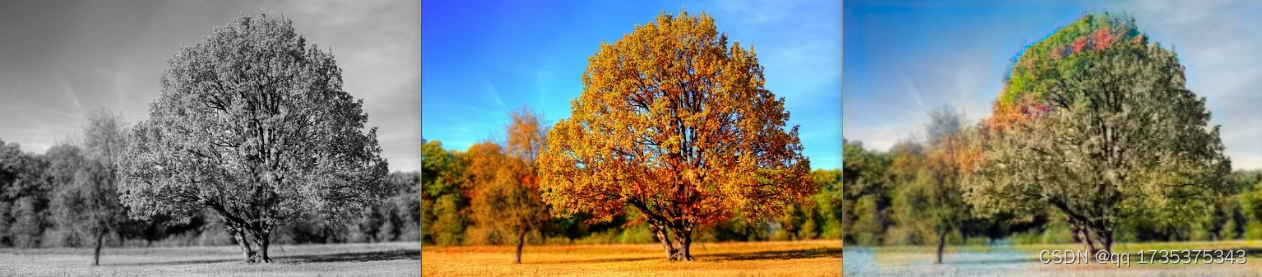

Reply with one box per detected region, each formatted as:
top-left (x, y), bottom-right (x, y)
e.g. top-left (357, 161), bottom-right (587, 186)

top-left (0, 0), bottom-right (1257, 276)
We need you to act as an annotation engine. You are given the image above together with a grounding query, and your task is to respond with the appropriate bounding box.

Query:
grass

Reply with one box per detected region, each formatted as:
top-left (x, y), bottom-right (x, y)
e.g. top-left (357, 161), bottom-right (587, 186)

top-left (421, 239), bottom-right (843, 276)
top-left (0, 241), bottom-right (420, 276)
top-left (846, 240), bottom-right (1262, 276)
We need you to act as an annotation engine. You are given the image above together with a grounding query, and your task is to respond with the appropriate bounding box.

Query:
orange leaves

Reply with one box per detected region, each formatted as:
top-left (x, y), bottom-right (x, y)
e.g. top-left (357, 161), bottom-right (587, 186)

top-left (1072, 37), bottom-right (1088, 54)
top-left (1093, 27), bottom-right (1114, 50)
top-left (539, 10), bottom-right (813, 229)
top-left (463, 108), bottom-right (553, 238)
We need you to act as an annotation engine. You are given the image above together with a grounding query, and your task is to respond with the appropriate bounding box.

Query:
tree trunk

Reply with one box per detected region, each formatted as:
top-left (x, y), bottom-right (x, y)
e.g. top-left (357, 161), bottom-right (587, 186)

top-left (229, 226), bottom-right (255, 262)
top-left (668, 224), bottom-right (694, 261)
top-left (514, 229), bottom-right (526, 264)
top-left (1078, 226), bottom-right (1097, 255)
top-left (649, 222), bottom-right (676, 259)
top-left (1097, 228), bottom-right (1113, 256)
top-left (93, 230), bottom-right (105, 266)
top-left (935, 230), bottom-right (946, 264)
top-left (247, 229), bottom-right (272, 263)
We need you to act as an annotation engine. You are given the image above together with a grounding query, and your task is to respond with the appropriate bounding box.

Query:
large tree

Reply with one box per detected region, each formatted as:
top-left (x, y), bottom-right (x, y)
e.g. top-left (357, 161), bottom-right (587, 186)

top-left (538, 10), bottom-right (814, 261)
top-left (118, 14), bottom-right (389, 263)
top-left (964, 13), bottom-right (1230, 256)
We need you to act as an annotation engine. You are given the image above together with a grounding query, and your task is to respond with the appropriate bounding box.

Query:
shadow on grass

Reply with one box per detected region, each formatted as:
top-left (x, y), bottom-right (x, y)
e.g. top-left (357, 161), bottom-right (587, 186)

top-left (277, 249), bottom-right (420, 263)
top-left (947, 257), bottom-right (1042, 265)
top-left (1232, 247), bottom-right (1262, 258)
top-left (531, 246), bottom-right (844, 264)
top-left (531, 256), bottom-right (665, 265)
top-left (704, 247), bottom-right (844, 261)
top-left (113, 258), bottom-right (241, 266)
top-left (112, 249), bottom-right (420, 266)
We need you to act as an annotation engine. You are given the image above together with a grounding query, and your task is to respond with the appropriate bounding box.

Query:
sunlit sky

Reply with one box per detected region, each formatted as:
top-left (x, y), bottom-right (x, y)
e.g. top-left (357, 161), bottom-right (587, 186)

top-left (0, 0), bottom-right (421, 172)
top-left (844, 0), bottom-right (1262, 170)
top-left (423, 1), bottom-right (843, 170)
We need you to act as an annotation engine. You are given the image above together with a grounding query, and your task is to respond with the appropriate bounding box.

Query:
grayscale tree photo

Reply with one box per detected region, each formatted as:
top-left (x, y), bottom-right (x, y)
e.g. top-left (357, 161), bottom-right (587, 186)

top-left (0, 1), bottom-right (420, 276)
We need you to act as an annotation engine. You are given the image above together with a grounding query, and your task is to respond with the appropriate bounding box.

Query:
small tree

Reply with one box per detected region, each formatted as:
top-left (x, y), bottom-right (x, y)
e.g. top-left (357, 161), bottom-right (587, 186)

top-left (119, 14), bottom-right (389, 263)
top-left (467, 107), bottom-right (551, 264)
top-left (539, 10), bottom-right (814, 261)
top-left (49, 109), bottom-right (130, 266)
top-left (918, 106), bottom-right (977, 264)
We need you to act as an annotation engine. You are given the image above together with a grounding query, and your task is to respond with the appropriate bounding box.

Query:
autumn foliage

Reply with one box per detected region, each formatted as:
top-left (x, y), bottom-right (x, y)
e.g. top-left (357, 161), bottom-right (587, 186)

top-left (991, 12), bottom-right (1141, 136)
top-left (538, 10), bottom-right (814, 261)
top-left (465, 108), bottom-right (551, 264)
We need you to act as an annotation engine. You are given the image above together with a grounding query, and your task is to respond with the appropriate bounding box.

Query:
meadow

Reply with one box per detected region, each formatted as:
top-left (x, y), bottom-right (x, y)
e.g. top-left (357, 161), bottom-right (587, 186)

top-left (420, 240), bottom-right (842, 276)
top-left (0, 242), bottom-right (420, 276)
top-left (844, 240), bottom-right (1262, 276)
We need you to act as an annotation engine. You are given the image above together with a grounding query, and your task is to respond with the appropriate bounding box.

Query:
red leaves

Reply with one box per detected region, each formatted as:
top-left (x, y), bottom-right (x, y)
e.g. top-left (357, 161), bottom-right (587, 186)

top-left (1054, 28), bottom-right (1115, 60)
top-left (1072, 37), bottom-right (1087, 54)
top-left (1093, 28), bottom-right (1113, 50)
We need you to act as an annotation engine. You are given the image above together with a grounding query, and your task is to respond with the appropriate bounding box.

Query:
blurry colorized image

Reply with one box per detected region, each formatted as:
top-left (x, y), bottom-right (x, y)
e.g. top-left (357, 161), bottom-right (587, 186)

top-left (844, 0), bottom-right (1262, 276)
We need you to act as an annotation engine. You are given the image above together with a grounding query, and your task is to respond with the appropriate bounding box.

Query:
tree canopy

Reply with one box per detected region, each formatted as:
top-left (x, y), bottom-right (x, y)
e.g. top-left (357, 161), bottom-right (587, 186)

top-left (118, 14), bottom-right (389, 263)
top-left (538, 10), bottom-right (814, 261)
top-left (964, 12), bottom-right (1231, 255)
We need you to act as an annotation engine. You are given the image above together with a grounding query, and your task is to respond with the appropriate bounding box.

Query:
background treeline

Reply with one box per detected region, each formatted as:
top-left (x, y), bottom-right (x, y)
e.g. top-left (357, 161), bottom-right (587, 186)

top-left (843, 137), bottom-right (1262, 246)
top-left (420, 138), bottom-right (844, 246)
top-left (0, 134), bottom-right (421, 249)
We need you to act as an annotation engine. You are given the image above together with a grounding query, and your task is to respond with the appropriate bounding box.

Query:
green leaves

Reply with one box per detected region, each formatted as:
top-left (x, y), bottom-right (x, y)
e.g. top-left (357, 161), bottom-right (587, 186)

top-left (966, 14), bottom-right (1229, 253)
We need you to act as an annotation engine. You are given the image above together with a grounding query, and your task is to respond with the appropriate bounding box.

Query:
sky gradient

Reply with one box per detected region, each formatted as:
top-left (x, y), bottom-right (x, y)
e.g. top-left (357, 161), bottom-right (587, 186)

top-left (0, 0), bottom-right (421, 172)
top-left (423, 0), bottom-right (844, 170)
top-left (844, 0), bottom-right (1262, 170)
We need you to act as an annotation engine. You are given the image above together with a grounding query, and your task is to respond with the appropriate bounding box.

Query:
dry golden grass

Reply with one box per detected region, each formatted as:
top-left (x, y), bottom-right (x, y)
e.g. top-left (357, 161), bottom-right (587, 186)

top-left (846, 240), bottom-right (1262, 276)
top-left (421, 240), bottom-right (843, 276)
top-left (0, 241), bottom-right (420, 276)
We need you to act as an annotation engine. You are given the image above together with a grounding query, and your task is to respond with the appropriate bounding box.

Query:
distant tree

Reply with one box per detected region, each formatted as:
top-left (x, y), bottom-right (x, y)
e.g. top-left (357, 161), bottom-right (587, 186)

top-left (811, 169), bottom-right (844, 239)
top-left (467, 107), bottom-right (551, 263)
top-left (842, 140), bottom-right (892, 246)
top-left (421, 140), bottom-right (468, 245)
top-left (918, 106), bottom-right (976, 264)
top-left (52, 154), bottom-right (122, 266)
top-left (0, 139), bottom-right (51, 248)
top-left (384, 171), bottom-right (422, 241)
top-left (118, 14), bottom-right (389, 263)
top-left (538, 10), bottom-right (814, 261)
top-left (49, 109), bottom-right (131, 266)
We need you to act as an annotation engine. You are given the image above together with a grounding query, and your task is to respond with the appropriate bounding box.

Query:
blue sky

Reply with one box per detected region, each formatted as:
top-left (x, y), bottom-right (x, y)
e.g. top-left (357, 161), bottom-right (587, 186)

top-left (0, 0), bottom-right (421, 172)
top-left (844, 0), bottom-right (1262, 170)
top-left (423, 1), bottom-right (843, 169)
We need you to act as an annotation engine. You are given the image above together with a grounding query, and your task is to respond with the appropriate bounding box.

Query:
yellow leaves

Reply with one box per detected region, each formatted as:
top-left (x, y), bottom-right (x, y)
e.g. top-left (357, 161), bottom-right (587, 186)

top-left (539, 10), bottom-right (813, 226)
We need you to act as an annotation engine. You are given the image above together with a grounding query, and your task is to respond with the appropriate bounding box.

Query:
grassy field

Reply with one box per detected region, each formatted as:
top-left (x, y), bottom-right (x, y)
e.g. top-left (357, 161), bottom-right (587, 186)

top-left (845, 240), bottom-right (1262, 276)
top-left (421, 240), bottom-right (842, 276)
top-left (0, 241), bottom-right (419, 276)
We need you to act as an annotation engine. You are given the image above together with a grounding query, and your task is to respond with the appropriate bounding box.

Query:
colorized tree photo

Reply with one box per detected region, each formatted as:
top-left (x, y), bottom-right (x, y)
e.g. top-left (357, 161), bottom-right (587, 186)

top-left (845, 1), bottom-right (1262, 276)
top-left (0, 1), bottom-right (419, 276)
top-left (422, 1), bottom-right (842, 276)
